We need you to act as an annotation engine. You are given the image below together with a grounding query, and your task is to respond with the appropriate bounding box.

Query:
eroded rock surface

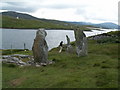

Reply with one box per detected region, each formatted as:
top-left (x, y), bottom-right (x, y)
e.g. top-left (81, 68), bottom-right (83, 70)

top-left (32, 29), bottom-right (48, 63)
top-left (74, 28), bottom-right (88, 57)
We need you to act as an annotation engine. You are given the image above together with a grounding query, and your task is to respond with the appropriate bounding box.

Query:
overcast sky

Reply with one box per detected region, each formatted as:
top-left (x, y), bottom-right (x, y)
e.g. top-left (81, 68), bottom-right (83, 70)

top-left (1, 0), bottom-right (119, 24)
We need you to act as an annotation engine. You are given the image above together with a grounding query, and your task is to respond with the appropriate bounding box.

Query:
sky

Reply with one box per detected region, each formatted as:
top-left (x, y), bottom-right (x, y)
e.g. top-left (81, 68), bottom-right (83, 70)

top-left (0, 0), bottom-right (119, 24)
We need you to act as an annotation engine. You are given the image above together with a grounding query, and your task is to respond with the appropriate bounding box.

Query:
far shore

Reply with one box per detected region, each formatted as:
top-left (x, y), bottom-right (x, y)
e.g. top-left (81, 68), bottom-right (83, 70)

top-left (0, 28), bottom-right (92, 31)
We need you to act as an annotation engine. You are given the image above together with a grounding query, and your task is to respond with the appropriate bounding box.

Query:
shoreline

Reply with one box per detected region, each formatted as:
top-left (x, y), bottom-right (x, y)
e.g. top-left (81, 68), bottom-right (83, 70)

top-left (0, 28), bottom-right (73, 30)
top-left (0, 28), bottom-right (92, 31)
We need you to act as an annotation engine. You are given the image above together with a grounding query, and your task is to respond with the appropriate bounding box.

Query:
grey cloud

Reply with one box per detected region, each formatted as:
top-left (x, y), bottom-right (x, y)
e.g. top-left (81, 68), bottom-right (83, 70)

top-left (1, 2), bottom-right (39, 12)
top-left (44, 3), bottom-right (88, 9)
top-left (1, 1), bottom-right (82, 13)
top-left (1, 2), bottom-right (70, 13)
top-left (75, 8), bottom-right (87, 15)
top-left (44, 4), bottom-right (76, 9)
top-left (5, 2), bottom-right (24, 6)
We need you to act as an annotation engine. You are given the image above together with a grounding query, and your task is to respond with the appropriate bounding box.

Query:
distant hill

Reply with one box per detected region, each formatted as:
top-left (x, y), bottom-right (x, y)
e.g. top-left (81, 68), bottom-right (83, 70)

top-left (1, 11), bottom-right (39, 20)
top-left (95, 22), bottom-right (118, 29)
top-left (1, 11), bottom-right (73, 25)
top-left (68, 22), bottom-right (93, 26)
top-left (69, 21), bottom-right (119, 29)
top-left (0, 11), bottom-right (75, 29)
top-left (1, 11), bottom-right (91, 30)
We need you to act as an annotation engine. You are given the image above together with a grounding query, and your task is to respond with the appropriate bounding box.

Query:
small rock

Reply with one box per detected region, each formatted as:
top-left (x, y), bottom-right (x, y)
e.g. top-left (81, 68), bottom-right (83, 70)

top-left (36, 64), bottom-right (41, 67)
top-left (18, 60), bottom-right (26, 65)
top-left (41, 63), bottom-right (47, 66)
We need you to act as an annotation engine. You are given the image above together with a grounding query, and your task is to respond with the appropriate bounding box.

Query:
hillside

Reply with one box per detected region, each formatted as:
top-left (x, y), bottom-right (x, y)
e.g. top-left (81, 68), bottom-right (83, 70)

top-left (1, 15), bottom-right (71, 29)
top-left (1, 11), bottom-right (91, 30)
top-left (1, 11), bottom-right (39, 20)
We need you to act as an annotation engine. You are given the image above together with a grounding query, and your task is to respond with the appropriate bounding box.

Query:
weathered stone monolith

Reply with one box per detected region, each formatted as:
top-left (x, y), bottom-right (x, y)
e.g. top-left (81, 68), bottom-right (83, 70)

top-left (74, 28), bottom-right (87, 57)
top-left (66, 35), bottom-right (70, 45)
top-left (32, 29), bottom-right (48, 63)
top-left (66, 35), bottom-right (74, 53)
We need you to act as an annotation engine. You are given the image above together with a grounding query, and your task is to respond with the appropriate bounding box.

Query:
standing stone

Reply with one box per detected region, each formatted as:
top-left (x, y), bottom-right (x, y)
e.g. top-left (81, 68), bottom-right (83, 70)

top-left (66, 35), bottom-right (73, 53)
top-left (32, 29), bottom-right (48, 63)
top-left (66, 35), bottom-right (70, 45)
top-left (74, 28), bottom-right (87, 57)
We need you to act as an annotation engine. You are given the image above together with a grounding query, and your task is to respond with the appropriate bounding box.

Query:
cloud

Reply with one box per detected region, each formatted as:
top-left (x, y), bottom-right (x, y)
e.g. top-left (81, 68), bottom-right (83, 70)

top-left (74, 0), bottom-right (118, 23)
top-left (1, 2), bottom-right (39, 12)
top-left (1, 0), bottom-right (119, 24)
top-left (0, 0), bottom-right (96, 12)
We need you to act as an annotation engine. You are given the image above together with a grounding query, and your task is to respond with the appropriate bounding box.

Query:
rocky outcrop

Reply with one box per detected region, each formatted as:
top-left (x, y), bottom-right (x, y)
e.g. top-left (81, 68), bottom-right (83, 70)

top-left (2, 54), bottom-right (27, 66)
top-left (2, 54), bottom-right (55, 67)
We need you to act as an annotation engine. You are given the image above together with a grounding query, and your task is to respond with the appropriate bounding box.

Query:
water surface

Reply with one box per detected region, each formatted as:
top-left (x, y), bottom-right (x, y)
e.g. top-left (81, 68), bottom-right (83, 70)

top-left (1, 28), bottom-right (117, 50)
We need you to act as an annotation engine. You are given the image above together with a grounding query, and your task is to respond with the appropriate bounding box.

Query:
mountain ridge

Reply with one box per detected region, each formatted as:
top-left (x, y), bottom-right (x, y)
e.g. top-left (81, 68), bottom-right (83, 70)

top-left (68, 21), bottom-right (119, 29)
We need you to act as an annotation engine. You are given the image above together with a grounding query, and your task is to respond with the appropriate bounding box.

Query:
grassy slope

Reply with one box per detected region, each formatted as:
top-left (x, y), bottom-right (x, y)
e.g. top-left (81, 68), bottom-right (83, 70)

top-left (2, 39), bottom-right (118, 88)
top-left (1, 15), bottom-right (91, 30)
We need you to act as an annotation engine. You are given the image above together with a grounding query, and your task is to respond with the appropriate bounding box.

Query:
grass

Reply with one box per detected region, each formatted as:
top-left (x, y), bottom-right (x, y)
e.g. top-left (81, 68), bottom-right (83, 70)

top-left (2, 38), bottom-right (119, 88)
top-left (2, 49), bottom-right (30, 55)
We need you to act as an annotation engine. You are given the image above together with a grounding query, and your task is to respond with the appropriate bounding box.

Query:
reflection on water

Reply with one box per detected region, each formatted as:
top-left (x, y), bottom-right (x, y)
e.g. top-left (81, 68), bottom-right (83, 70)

top-left (1, 29), bottom-right (117, 50)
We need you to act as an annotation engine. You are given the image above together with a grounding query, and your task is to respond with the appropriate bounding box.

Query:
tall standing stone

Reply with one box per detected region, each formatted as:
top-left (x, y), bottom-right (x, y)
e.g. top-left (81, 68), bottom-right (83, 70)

top-left (66, 35), bottom-right (70, 45)
top-left (66, 35), bottom-right (73, 53)
top-left (32, 29), bottom-right (48, 63)
top-left (74, 28), bottom-right (87, 57)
